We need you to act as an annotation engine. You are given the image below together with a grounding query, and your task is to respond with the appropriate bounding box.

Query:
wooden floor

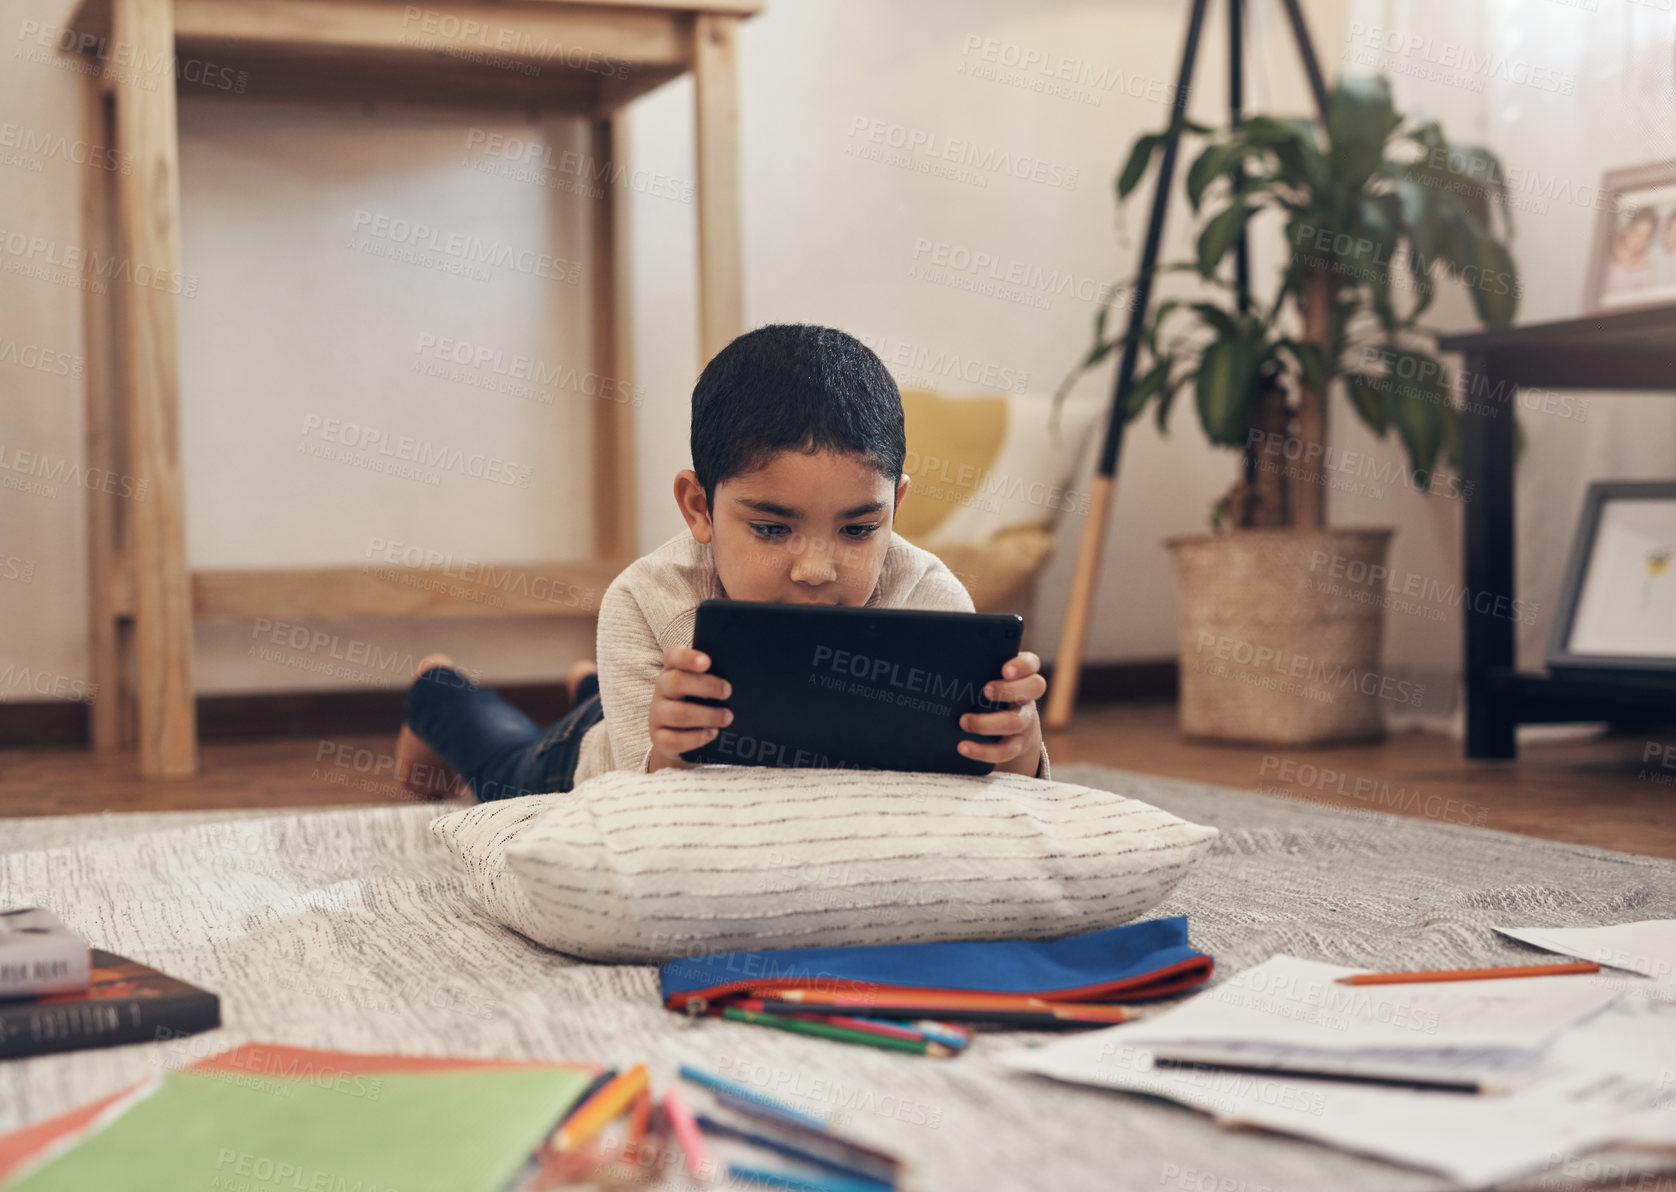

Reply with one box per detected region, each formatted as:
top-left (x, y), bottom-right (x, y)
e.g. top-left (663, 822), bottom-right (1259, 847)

top-left (3, 702), bottom-right (1673, 858)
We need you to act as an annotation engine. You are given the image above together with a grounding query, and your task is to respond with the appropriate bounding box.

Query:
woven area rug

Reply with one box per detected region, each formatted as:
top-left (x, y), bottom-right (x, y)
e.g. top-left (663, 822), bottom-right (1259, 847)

top-left (2, 762), bottom-right (1673, 1191)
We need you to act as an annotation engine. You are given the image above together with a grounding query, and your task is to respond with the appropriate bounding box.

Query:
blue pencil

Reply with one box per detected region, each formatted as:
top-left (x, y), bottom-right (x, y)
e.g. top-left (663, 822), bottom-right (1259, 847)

top-left (727, 1162), bottom-right (894, 1192)
top-left (677, 1063), bottom-right (830, 1130)
top-left (908, 1020), bottom-right (971, 1049)
top-left (697, 1113), bottom-right (896, 1189)
top-left (711, 1091), bottom-right (903, 1176)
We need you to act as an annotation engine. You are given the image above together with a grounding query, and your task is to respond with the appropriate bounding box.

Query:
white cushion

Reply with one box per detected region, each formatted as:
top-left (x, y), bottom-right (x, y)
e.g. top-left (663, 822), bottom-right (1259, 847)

top-left (431, 767), bottom-right (1217, 964)
top-left (429, 793), bottom-right (562, 947)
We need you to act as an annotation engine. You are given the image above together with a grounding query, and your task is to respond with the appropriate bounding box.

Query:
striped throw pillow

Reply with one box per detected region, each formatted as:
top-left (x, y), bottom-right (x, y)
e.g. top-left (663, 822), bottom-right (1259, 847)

top-left (434, 767), bottom-right (1217, 963)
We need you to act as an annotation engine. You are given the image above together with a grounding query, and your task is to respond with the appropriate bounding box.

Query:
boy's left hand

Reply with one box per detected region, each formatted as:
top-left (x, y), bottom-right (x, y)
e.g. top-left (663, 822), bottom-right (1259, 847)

top-left (957, 651), bottom-right (1047, 775)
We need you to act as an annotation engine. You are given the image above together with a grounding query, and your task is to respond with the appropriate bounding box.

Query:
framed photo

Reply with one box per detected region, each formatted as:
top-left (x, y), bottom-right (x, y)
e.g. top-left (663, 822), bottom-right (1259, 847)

top-left (1584, 161), bottom-right (1676, 311)
top-left (1547, 481), bottom-right (1676, 677)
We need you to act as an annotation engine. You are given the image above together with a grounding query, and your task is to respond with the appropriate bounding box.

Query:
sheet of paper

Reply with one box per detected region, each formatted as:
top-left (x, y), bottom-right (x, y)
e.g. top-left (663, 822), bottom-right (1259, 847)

top-left (999, 959), bottom-right (1676, 1189)
top-left (5, 1065), bottom-right (594, 1192)
top-left (1496, 921), bottom-right (1676, 987)
top-left (1538, 989), bottom-right (1676, 1148)
top-left (1000, 1030), bottom-right (1666, 1188)
top-left (1112, 954), bottom-right (1622, 1052)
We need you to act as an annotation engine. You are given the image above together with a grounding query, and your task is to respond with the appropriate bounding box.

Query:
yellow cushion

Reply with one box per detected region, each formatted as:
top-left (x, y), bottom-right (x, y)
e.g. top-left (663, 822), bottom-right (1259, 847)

top-left (927, 525), bottom-right (1058, 612)
top-left (896, 388), bottom-right (1009, 541)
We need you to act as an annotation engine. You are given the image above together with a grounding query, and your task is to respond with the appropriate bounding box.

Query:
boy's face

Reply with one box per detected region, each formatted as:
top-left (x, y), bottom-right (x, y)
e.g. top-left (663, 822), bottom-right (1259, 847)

top-left (676, 449), bottom-right (911, 605)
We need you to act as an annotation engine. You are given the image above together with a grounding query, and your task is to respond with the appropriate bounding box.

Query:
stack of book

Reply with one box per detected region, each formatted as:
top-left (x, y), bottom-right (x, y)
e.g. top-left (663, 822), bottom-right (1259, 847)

top-left (0, 906), bottom-right (219, 1060)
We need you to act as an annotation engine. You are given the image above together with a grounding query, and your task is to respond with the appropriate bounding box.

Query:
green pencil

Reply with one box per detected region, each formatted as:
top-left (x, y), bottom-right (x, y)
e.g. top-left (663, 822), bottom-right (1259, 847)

top-left (719, 1006), bottom-right (952, 1057)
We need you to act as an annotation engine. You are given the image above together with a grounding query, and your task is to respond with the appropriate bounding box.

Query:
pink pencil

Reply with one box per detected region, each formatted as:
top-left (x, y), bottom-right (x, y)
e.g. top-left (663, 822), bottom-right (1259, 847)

top-left (661, 1085), bottom-right (713, 1182)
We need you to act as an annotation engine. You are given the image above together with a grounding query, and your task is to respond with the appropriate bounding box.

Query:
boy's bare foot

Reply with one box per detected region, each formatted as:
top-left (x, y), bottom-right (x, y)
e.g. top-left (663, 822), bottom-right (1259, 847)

top-left (566, 659), bottom-right (598, 705)
top-left (415, 652), bottom-right (456, 679)
top-left (396, 653), bottom-right (461, 800)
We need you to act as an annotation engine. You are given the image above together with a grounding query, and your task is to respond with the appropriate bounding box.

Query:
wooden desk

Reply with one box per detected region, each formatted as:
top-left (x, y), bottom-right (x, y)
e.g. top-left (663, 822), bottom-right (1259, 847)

top-left (1436, 301), bottom-right (1676, 759)
top-left (65, 0), bottom-right (760, 776)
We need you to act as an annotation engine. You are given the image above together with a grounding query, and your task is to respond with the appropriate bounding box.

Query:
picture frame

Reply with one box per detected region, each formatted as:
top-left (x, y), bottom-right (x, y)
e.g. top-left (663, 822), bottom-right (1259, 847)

top-left (1546, 481), bottom-right (1676, 678)
top-left (1584, 160), bottom-right (1676, 312)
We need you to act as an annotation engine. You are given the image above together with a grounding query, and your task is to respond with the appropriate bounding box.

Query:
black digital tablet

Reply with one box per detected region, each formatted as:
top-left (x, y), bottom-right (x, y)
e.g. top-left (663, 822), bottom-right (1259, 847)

top-left (678, 598), bottom-right (1025, 776)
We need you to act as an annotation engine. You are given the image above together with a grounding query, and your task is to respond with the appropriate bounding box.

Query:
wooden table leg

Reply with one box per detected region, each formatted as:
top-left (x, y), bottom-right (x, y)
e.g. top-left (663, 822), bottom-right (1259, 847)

top-left (693, 11), bottom-right (743, 361)
top-left (112, 0), bottom-right (197, 776)
top-left (591, 112), bottom-right (636, 567)
top-left (1462, 350), bottom-right (1517, 759)
top-left (82, 78), bottom-right (124, 751)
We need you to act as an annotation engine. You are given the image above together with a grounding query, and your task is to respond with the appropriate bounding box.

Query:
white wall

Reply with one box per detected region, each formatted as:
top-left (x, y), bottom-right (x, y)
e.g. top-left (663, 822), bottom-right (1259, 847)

top-left (12, 0), bottom-right (1660, 719)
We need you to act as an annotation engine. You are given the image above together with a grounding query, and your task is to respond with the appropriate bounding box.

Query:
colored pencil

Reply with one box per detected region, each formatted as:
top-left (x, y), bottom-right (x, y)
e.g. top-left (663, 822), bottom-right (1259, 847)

top-left (678, 1064), bottom-right (831, 1129)
top-left (625, 1085), bottom-right (653, 1152)
top-left (774, 987), bottom-right (1064, 1006)
top-left (551, 1067), bottom-right (616, 1133)
top-left (1335, 961), bottom-right (1601, 986)
top-left (732, 999), bottom-right (952, 1046)
top-left (552, 1063), bottom-right (648, 1152)
top-left (696, 1113), bottom-right (897, 1188)
top-left (773, 989), bottom-right (1136, 1017)
top-left (1150, 1055), bottom-right (1487, 1094)
top-left (662, 1086), bottom-right (713, 1182)
top-left (726, 1162), bottom-right (894, 1192)
top-left (822, 1014), bottom-right (941, 1042)
top-left (910, 1020), bottom-right (973, 1048)
top-left (752, 998), bottom-right (1130, 1028)
top-left (711, 1091), bottom-right (904, 1176)
top-left (720, 1006), bottom-right (953, 1056)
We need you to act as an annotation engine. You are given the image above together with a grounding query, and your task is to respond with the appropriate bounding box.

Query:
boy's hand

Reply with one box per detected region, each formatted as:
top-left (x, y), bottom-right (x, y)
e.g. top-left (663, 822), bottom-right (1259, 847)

top-left (957, 651), bottom-right (1047, 776)
top-left (648, 646), bottom-right (733, 772)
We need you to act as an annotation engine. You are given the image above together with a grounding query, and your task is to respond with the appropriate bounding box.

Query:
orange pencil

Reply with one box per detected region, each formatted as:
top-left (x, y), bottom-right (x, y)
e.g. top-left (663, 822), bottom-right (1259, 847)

top-left (625, 1085), bottom-right (653, 1151)
top-left (773, 988), bottom-right (1130, 1015)
top-left (1335, 961), bottom-right (1601, 986)
top-left (777, 988), bottom-right (1067, 1007)
top-left (551, 1063), bottom-right (649, 1152)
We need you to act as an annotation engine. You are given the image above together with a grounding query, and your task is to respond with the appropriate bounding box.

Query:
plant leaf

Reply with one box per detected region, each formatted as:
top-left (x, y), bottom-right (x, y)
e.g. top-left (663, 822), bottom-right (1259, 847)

top-left (1343, 372), bottom-right (1390, 435)
top-left (1116, 133), bottom-right (1163, 199)
top-left (1186, 142), bottom-right (1235, 212)
top-left (1194, 337), bottom-right (1253, 446)
top-left (1465, 234), bottom-right (1519, 327)
top-left (1189, 302), bottom-right (1239, 339)
top-left (1157, 369), bottom-right (1192, 434)
top-left (1380, 349), bottom-right (1451, 482)
top-left (1326, 75), bottom-right (1401, 198)
top-left (1124, 357), bottom-right (1171, 422)
top-left (1197, 204), bottom-right (1251, 277)
top-left (1146, 298), bottom-right (1181, 356)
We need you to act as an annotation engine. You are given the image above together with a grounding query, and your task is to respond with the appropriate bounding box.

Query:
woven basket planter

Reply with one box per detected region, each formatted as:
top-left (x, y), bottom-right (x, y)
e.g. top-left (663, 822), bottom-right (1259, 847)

top-left (1167, 527), bottom-right (1395, 745)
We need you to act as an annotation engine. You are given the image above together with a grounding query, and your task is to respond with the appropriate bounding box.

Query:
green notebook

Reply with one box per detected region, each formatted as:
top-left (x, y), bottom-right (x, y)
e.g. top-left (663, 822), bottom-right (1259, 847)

top-left (9, 1065), bottom-right (594, 1192)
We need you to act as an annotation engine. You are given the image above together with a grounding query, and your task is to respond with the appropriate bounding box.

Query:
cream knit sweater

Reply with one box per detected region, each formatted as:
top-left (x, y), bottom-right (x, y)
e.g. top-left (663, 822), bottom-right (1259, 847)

top-left (572, 529), bottom-right (1051, 786)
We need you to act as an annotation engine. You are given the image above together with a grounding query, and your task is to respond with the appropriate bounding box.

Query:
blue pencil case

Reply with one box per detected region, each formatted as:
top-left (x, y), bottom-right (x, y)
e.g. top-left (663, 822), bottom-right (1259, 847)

top-left (658, 915), bottom-right (1212, 1012)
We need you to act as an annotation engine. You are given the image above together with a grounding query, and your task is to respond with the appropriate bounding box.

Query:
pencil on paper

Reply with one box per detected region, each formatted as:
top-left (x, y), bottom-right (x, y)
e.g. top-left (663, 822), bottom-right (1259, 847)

top-left (1335, 961), bottom-right (1601, 985)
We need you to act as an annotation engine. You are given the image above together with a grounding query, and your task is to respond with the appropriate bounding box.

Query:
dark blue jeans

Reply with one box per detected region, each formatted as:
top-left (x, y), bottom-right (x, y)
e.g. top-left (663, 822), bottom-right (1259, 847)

top-left (403, 665), bottom-right (604, 802)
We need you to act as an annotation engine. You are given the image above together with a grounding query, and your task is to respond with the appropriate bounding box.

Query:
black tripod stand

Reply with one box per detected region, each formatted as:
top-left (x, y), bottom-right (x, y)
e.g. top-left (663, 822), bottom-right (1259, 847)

top-left (1043, 0), bottom-right (1333, 728)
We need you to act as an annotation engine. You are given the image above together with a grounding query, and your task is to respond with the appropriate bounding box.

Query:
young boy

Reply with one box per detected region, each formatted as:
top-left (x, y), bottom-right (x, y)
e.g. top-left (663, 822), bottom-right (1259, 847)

top-left (395, 324), bottom-right (1050, 802)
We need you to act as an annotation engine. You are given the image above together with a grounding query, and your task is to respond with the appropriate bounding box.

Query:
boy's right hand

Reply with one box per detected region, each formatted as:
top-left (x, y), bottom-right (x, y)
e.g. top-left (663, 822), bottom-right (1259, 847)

top-left (647, 646), bottom-right (733, 772)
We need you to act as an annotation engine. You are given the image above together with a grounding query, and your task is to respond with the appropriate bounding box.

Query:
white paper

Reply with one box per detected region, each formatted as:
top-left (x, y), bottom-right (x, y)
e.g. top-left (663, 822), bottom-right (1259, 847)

top-left (1002, 1025), bottom-right (1676, 1188)
top-left (998, 955), bottom-right (1670, 1189)
top-left (1111, 954), bottom-right (1622, 1053)
top-left (1496, 921), bottom-right (1676, 987)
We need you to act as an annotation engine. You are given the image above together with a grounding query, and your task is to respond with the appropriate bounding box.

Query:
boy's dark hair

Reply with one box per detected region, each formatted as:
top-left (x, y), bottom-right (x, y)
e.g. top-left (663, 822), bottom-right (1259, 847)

top-left (690, 323), bottom-right (905, 512)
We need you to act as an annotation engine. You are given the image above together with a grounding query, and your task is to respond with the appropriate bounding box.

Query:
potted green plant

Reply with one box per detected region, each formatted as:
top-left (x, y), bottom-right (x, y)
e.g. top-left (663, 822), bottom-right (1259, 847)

top-left (1061, 76), bottom-right (1518, 744)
